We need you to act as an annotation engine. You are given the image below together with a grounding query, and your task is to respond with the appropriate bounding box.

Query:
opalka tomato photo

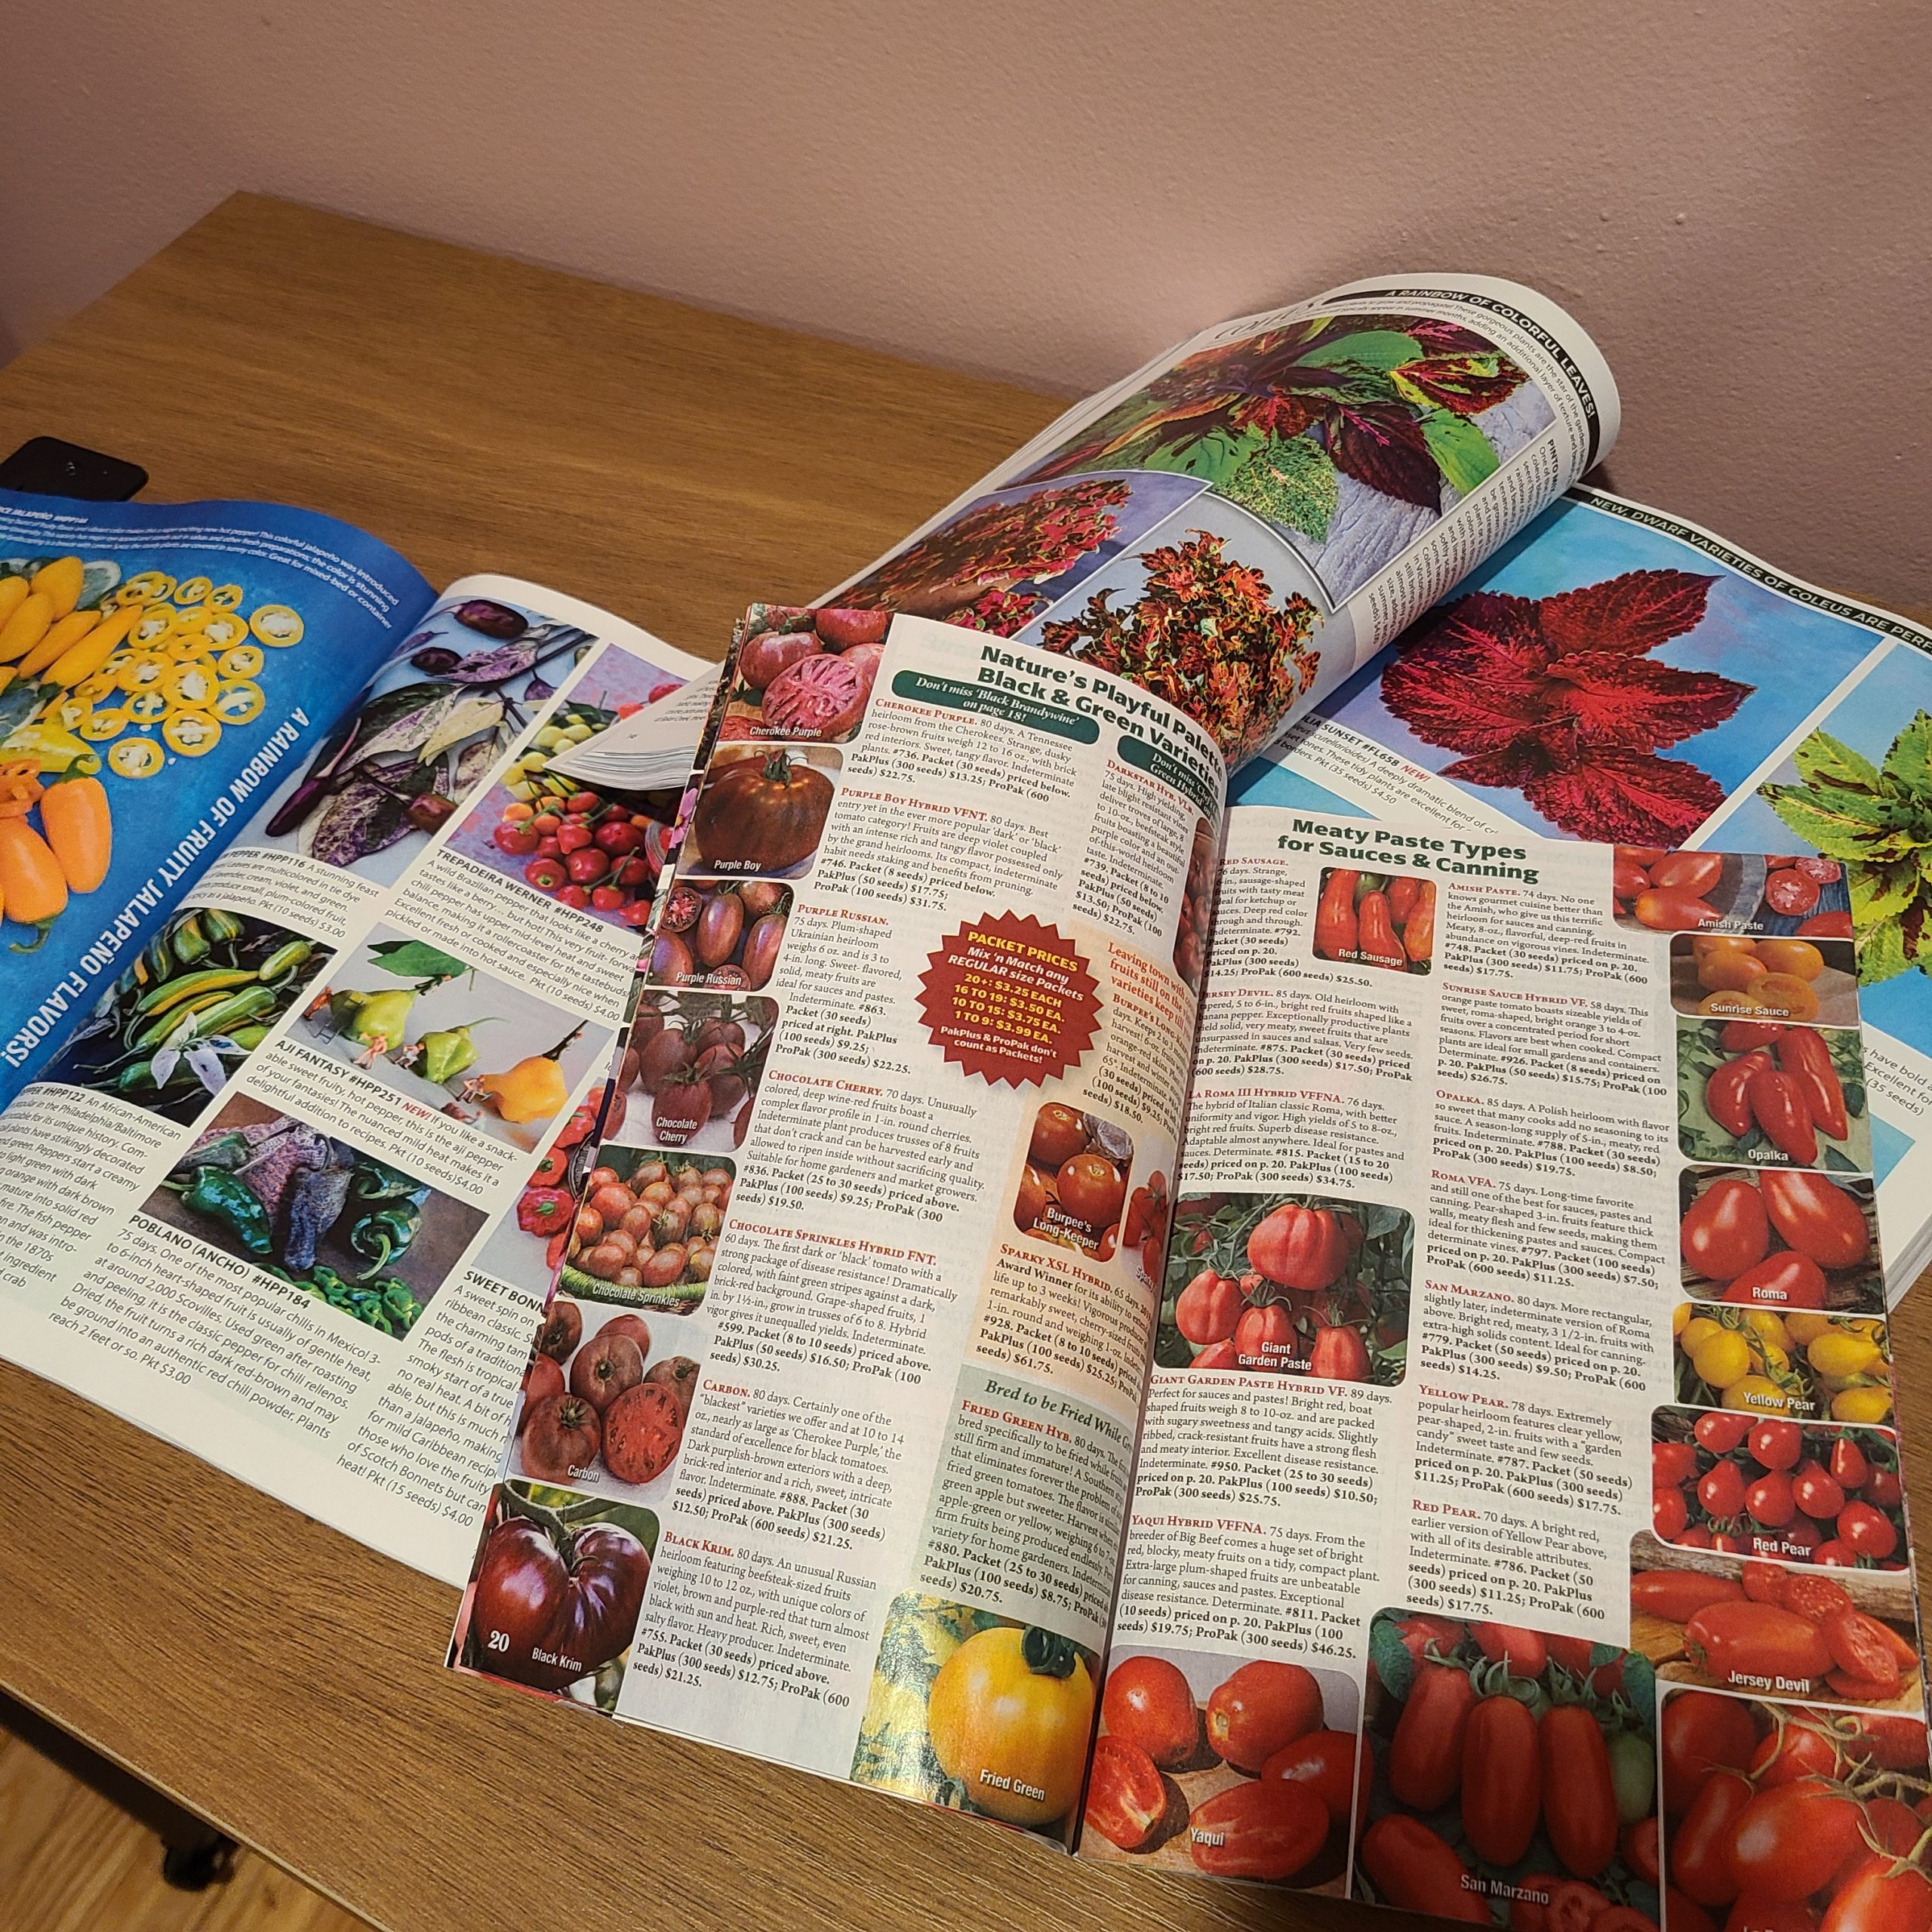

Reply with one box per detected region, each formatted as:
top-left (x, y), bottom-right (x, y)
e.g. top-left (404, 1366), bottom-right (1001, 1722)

top-left (1631, 1546), bottom-right (1922, 1706)
top-left (1667, 931), bottom-right (1858, 1027)
top-left (1678, 1165), bottom-right (1880, 1313)
top-left (1676, 1017), bottom-right (1871, 1174)
top-left (1078, 1641), bottom-right (1357, 1888)
top-left (1010, 1102), bottom-right (1135, 1263)
top-left (849, 1592), bottom-right (1099, 1844)
top-left (454, 1479), bottom-right (657, 1709)
top-left (1158, 1187), bottom-right (1412, 1385)
top-left (1658, 1688), bottom-right (1930, 1932)
top-left (1647, 1406), bottom-right (1903, 1571)
top-left (1358, 1607), bottom-right (1657, 1925)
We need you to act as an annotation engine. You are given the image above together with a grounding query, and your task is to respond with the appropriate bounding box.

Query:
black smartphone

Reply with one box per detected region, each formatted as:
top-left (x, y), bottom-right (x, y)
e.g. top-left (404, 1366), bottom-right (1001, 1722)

top-left (0, 436), bottom-right (146, 502)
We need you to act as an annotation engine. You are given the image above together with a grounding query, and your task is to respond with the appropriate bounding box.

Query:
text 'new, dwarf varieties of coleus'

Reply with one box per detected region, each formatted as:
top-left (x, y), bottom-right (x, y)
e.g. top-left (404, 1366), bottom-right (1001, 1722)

top-left (1761, 710), bottom-right (1932, 986)
top-left (1380, 569), bottom-right (1753, 844)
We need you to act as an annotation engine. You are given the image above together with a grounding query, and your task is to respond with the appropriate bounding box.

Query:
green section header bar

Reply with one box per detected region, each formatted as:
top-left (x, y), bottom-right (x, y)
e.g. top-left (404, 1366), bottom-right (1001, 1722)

top-left (1116, 733), bottom-right (1219, 821)
top-left (891, 670), bottom-right (1103, 743)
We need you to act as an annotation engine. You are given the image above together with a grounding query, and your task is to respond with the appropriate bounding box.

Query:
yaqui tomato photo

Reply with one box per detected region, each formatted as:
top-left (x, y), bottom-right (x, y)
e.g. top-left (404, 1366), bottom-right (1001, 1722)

top-left (1356, 1607), bottom-right (1658, 1926)
top-left (849, 1594), bottom-right (1099, 1842)
top-left (1080, 1644), bottom-right (1358, 1887)
top-left (1158, 1187), bottom-right (1412, 1384)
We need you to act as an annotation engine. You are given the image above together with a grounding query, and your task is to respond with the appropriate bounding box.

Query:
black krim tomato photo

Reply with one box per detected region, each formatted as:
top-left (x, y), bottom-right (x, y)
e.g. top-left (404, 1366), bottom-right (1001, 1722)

top-left (469, 1515), bottom-right (650, 1690)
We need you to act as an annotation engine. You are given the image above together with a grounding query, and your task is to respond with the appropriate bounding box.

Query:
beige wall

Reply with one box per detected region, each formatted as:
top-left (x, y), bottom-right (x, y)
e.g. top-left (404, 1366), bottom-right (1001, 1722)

top-left (3, 2), bottom-right (1927, 605)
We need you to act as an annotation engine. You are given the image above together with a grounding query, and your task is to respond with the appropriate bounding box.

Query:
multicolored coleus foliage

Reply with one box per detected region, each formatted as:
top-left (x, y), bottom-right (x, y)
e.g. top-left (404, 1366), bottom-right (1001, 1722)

top-left (1762, 712), bottom-right (1932, 986)
top-left (844, 479), bottom-right (1132, 625)
top-left (1021, 313), bottom-right (1533, 539)
top-left (1380, 569), bottom-right (1752, 844)
top-left (1038, 531), bottom-right (1319, 764)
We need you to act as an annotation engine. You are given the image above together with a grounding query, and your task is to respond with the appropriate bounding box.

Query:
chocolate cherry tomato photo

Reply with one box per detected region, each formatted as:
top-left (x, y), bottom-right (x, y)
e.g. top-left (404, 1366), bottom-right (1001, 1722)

top-left (1155, 1186), bottom-right (1413, 1385)
top-left (1079, 1642), bottom-right (1358, 1884)
top-left (456, 1481), bottom-right (657, 1709)
top-left (1647, 1407), bottom-right (1903, 1571)
top-left (1359, 1607), bottom-right (1656, 1921)
top-left (1675, 1018), bottom-right (1871, 1173)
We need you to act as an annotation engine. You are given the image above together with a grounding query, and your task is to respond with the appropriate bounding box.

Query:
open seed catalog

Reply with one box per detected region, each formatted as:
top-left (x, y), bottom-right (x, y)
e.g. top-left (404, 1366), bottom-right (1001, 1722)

top-left (0, 276), bottom-right (1918, 1926)
top-left (445, 288), bottom-right (1927, 1924)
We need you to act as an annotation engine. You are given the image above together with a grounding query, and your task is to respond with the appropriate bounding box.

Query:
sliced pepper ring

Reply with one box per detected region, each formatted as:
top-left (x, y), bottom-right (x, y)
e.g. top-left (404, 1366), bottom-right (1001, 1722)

top-left (162, 709), bottom-right (221, 756)
top-left (0, 758), bottom-right (43, 817)
top-left (108, 737), bottom-right (165, 778)
top-left (125, 691), bottom-right (168, 724)
top-left (249, 604), bottom-right (303, 646)
top-left (162, 663), bottom-right (219, 709)
top-left (207, 583), bottom-right (245, 611)
top-left (171, 575), bottom-right (214, 607)
top-left (216, 643), bottom-right (263, 678)
top-left (201, 611), bottom-right (252, 651)
top-left (213, 679), bottom-right (263, 724)
top-left (128, 607), bottom-right (177, 648)
top-left (80, 707), bottom-right (129, 741)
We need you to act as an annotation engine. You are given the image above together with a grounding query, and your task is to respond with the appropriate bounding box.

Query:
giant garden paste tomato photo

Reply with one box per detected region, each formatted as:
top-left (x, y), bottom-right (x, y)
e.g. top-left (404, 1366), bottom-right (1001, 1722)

top-left (1158, 1186), bottom-right (1413, 1384)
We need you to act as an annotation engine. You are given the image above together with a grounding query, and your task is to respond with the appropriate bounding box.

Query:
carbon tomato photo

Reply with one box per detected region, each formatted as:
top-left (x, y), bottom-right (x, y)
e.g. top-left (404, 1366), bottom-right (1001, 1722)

top-left (1158, 1186), bottom-right (1412, 1385)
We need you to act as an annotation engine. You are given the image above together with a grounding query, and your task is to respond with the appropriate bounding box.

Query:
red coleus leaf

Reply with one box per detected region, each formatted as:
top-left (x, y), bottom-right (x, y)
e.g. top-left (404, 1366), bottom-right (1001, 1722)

top-left (1539, 653), bottom-right (1751, 752)
top-left (1395, 352), bottom-right (1527, 417)
top-left (1327, 403), bottom-right (1439, 509)
top-left (1537, 568), bottom-right (1715, 659)
top-left (1381, 568), bottom-right (1753, 844)
top-left (1523, 749), bottom-right (1729, 844)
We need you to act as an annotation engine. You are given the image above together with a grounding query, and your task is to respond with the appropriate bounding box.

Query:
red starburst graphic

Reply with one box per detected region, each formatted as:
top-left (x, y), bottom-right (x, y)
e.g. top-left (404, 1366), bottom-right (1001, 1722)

top-left (916, 912), bottom-right (1102, 1088)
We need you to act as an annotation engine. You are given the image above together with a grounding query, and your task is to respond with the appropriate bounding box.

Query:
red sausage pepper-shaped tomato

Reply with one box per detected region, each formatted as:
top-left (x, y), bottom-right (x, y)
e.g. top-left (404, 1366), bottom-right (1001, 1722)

top-left (1356, 889), bottom-right (1407, 967)
top-left (1747, 1066), bottom-right (1819, 1164)
top-left (1358, 1815), bottom-right (1491, 1921)
top-left (1540, 1703), bottom-right (1618, 1878)
top-left (1705, 1050), bottom-right (1774, 1139)
top-left (1315, 869), bottom-right (1360, 960)
top-left (1389, 1662), bottom-right (1476, 1811)
top-left (1777, 1027), bottom-right (1850, 1143)
top-left (1462, 1694), bottom-right (1542, 1866)
top-left (1758, 1170), bottom-right (1870, 1270)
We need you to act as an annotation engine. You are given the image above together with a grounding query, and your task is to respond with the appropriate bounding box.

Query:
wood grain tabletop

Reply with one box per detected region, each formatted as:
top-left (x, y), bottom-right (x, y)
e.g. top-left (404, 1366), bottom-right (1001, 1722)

top-left (0, 193), bottom-right (1921, 1932)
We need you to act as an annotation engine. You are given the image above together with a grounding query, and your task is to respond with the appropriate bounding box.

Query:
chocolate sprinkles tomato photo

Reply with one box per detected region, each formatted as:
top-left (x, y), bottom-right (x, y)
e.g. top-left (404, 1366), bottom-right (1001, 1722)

top-left (1157, 1189), bottom-right (1411, 1383)
top-left (1355, 1608), bottom-right (1657, 1925)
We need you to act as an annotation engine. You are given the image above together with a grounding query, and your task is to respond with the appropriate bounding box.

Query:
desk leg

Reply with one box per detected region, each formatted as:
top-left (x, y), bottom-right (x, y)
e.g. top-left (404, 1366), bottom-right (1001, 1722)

top-left (0, 1690), bottom-right (238, 1890)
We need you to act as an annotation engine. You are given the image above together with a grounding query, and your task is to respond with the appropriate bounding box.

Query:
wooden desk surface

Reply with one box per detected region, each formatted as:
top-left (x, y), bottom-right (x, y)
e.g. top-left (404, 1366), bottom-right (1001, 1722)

top-left (0, 193), bottom-right (1922, 1932)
